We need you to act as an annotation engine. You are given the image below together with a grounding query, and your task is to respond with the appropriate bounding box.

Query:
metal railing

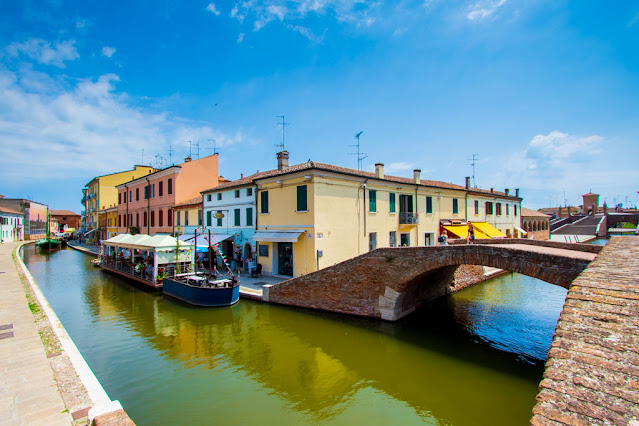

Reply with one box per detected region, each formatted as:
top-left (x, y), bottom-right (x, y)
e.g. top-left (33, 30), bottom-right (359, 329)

top-left (399, 212), bottom-right (418, 224)
top-left (100, 257), bottom-right (155, 284)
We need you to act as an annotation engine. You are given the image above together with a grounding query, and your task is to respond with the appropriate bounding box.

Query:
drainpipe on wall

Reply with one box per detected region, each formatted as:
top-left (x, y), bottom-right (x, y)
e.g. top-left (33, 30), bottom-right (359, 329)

top-left (146, 177), bottom-right (150, 235)
top-left (465, 177), bottom-right (470, 221)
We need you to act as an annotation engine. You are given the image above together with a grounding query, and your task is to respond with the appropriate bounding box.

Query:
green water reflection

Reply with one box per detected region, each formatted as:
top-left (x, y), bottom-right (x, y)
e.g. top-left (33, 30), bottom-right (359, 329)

top-left (23, 246), bottom-right (566, 425)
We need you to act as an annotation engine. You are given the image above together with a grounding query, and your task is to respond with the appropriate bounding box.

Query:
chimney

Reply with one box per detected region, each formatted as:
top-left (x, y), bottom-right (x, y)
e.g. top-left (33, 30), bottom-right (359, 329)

top-left (241, 173), bottom-right (244, 179)
top-left (465, 177), bottom-right (470, 189)
top-left (505, 188), bottom-right (509, 196)
top-left (413, 169), bottom-right (421, 184)
top-left (184, 157), bottom-right (192, 163)
top-left (375, 163), bottom-right (384, 179)
top-left (277, 150), bottom-right (289, 171)
top-left (490, 188), bottom-right (494, 193)
top-left (515, 188), bottom-right (520, 197)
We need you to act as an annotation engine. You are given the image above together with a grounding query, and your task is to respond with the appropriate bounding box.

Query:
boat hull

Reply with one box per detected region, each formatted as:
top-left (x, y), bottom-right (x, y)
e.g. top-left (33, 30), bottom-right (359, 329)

top-left (37, 239), bottom-right (61, 250)
top-left (163, 277), bottom-right (240, 307)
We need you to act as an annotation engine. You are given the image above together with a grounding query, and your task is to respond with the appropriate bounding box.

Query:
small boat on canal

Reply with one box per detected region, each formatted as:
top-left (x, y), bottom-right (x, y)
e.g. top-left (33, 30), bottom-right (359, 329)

top-left (162, 274), bottom-right (240, 307)
top-left (37, 238), bottom-right (62, 251)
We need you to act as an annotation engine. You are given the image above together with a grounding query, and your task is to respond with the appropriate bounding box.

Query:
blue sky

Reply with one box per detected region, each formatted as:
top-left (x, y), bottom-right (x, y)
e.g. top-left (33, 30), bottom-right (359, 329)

top-left (1, 0), bottom-right (638, 212)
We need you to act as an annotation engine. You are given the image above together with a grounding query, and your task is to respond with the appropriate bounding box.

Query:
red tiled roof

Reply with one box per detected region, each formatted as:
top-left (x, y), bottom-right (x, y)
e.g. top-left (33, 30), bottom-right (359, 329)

top-left (0, 206), bottom-right (22, 215)
top-left (50, 209), bottom-right (80, 216)
top-left (174, 195), bottom-right (203, 208)
top-left (521, 207), bottom-right (551, 218)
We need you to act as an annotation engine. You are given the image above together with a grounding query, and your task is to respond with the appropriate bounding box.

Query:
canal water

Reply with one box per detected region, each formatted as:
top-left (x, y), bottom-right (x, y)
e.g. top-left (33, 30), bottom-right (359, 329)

top-left (23, 245), bottom-right (576, 425)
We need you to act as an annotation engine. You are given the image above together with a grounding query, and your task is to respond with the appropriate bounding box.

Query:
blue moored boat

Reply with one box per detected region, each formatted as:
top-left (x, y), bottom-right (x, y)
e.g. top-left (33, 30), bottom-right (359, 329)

top-left (162, 274), bottom-right (240, 307)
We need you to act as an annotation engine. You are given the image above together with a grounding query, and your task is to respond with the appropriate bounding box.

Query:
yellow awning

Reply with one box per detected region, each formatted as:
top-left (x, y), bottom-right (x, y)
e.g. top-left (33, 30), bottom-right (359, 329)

top-left (443, 225), bottom-right (469, 239)
top-left (472, 222), bottom-right (506, 238)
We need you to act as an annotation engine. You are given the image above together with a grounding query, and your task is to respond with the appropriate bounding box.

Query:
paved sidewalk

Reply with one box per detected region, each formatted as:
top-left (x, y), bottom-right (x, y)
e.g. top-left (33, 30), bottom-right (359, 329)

top-left (0, 241), bottom-right (71, 425)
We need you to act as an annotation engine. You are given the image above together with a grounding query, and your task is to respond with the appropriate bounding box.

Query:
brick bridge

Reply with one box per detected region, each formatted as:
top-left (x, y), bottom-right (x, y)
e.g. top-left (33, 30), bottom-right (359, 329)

top-left (263, 239), bottom-right (601, 321)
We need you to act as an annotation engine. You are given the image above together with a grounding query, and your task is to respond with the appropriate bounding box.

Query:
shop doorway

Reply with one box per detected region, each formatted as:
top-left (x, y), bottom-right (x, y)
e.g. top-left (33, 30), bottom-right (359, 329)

top-left (277, 242), bottom-right (293, 276)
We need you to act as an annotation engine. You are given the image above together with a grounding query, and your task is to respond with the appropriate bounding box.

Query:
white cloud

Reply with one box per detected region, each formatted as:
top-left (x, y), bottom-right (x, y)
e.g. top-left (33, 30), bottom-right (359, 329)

top-left (287, 25), bottom-right (323, 42)
top-left (101, 46), bottom-right (116, 58)
top-left (206, 2), bottom-right (221, 15)
top-left (5, 39), bottom-right (79, 68)
top-left (0, 65), bottom-right (246, 181)
top-left (466, 0), bottom-right (507, 21)
top-left (237, 33), bottom-right (245, 43)
top-left (385, 162), bottom-right (416, 174)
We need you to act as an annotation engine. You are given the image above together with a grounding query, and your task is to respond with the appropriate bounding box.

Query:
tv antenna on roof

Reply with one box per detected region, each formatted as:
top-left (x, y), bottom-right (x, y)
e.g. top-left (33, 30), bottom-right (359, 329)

top-left (348, 131), bottom-right (367, 170)
top-left (187, 141), bottom-right (192, 158)
top-left (168, 145), bottom-right (174, 165)
top-left (276, 115), bottom-right (288, 151)
top-left (467, 154), bottom-right (478, 187)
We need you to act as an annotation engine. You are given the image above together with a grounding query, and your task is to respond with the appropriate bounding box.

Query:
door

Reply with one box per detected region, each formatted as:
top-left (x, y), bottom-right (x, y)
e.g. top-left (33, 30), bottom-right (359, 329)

top-left (424, 233), bottom-right (433, 246)
top-left (399, 195), bottom-right (414, 223)
top-left (400, 233), bottom-right (410, 247)
top-left (278, 242), bottom-right (293, 276)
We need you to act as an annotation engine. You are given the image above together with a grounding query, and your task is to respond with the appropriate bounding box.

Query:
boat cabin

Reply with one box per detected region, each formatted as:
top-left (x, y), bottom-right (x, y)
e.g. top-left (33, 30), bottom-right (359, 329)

top-left (100, 234), bottom-right (194, 289)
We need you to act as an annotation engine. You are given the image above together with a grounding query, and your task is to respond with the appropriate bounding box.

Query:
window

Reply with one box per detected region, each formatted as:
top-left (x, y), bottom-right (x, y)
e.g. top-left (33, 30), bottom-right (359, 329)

top-left (514, 205), bottom-right (518, 216)
top-left (247, 188), bottom-right (253, 196)
top-left (118, 215), bottom-right (121, 227)
top-left (143, 211), bottom-right (148, 227)
top-left (217, 193), bottom-right (222, 201)
top-left (168, 178), bottom-right (173, 195)
top-left (426, 196), bottom-right (433, 214)
top-left (118, 193), bottom-right (121, 204)
top-left (369, 190), bottom-right (377, 212)
top-left (151, 211), bottom-right (155, 227)
top-left (124, 192), bottom-right (127, 203)
top-left (168, 211), bottom-right (173, 226)
top-left (185, 211), bottom-right (189, 226)
top-left (389, 231), bottom-right (396, 247)
top-left (369, 232), bottom-right (377, 251)
top-left (136, 188), bottom-right (140, 201)
top-left (424, 233), bottom-right (433, 246)
top-left (235, 190), bottom-right (240, 198)
top-left (234, 209), bottom-right (240, 226)
top-left (486, 202), bottom-right (493, 215)
top-left (506, 204), bottom-right (510, 216)
top-left (260, 191), bottom-right (269, 214)
top-left (216, 211), bottom-right (222, 227)
top-left (389, 193), bottom-right (396, 213)
top-left (207, 194), bottom-right (211, 202)
top-left (159, 210), bottom-right (163, 227)
top-left (129, 190), bottom-right (132, 203)
top-left (159, 181), bottom-right (163, 196)
top-left (136, 213), bottom-right (139, 227)
top-left (496, 203), bottom-right (502, 215)
top-left (152, 184), bottom-right (155, 198)
top-left (452, 198), bottom-right (459, 214)
top-left (297, 185), bottom-right (307, 211)
top-left (474, 200), bottom-right (479, 215)
top-left (246, 208), bottom-right (253, 226)
top-left (177, 211), bottom-right (181, 226)
top-left (198, 209), bottom-right (202, 226)
top-left (206, 211), bottom-right (212, 226)
top-left (144, 185), bottom-right (148, 200)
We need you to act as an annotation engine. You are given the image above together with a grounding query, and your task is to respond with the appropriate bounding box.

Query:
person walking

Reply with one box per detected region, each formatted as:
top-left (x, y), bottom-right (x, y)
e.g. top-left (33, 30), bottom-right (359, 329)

top-left (467, 224), bottom-right (475, 244)
top-left (438, 230), bottom-right (448, 246)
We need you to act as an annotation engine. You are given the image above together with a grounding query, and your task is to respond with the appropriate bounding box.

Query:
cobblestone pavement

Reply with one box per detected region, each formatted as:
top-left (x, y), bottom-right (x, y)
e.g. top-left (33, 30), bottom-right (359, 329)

top-left (532, 236), bottom-right (639, 425)
top-left (0, 241), bottom-right (72, 425)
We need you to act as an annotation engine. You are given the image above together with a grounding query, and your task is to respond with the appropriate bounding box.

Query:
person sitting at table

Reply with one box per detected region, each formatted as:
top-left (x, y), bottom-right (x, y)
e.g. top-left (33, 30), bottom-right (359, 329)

top-left (144, 264), bottom-right (153, 279)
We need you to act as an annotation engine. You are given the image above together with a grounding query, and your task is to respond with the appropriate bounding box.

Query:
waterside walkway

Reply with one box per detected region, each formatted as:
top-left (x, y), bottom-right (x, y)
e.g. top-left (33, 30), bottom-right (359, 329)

top-left (0, 241), bottom-right (133, 425)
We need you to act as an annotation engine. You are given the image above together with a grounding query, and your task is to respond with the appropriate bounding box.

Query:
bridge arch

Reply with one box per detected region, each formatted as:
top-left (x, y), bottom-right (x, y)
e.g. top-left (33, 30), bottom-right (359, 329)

top-left (264, 241), bottom-right (599, 321)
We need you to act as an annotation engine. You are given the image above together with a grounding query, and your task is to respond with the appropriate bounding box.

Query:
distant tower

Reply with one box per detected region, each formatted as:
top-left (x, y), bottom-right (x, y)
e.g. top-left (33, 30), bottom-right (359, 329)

top-left (582, 191), bottom-right (599, 216)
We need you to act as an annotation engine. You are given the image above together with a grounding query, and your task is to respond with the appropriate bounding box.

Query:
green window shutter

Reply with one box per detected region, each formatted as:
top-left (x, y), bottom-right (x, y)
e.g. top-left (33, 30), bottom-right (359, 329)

top-left (260, 191), bottom-right (269, 214)
top-left (389, 193), bottom-right (396, 213)
top-left (206, 211), bottom-right (211, 227)
top-left (369, 190), bottom-right (377, 212)
top-left (453, 198), bottom-right (459, 214)
top-left (246, 208), bottom-right (253, 226)
top-left (234, 209), bottom-right (240, 226)
top-left (297, 185), bottom-right (307, 211)
top-left (216, 211), bottom-right (222, 227)
top-left (426, 196), bottom-right (433, 214)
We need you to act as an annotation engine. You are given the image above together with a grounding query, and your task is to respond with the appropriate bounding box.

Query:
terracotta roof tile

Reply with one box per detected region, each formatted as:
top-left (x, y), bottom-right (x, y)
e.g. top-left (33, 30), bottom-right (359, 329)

top-left (50, 209), bottom-right (81, 216)
top-left (174, 195), bottom-right (203, 208)
top-left (521, 207), bottom-right (551, 217)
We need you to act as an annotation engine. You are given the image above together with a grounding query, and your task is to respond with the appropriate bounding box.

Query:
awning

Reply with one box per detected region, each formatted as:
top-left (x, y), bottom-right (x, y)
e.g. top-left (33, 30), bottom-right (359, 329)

top-left (514, 226), bottom-right (528, 236)
top-left (472, 222), bottom-right (506, 238)
top-left (443, 225), bottom-right (490, 239)
top-left (253, 230), bottom-right (304, 243)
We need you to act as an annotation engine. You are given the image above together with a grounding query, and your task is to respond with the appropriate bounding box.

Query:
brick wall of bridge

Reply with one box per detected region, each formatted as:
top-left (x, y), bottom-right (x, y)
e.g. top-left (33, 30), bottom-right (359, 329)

top-left (264, 243), bottom-right (595, 321)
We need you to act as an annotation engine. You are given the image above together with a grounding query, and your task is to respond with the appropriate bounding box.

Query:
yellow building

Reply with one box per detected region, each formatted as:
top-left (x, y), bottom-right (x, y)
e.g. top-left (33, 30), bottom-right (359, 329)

top-left (251, 153), bottom-right (521, 278)
top-left (83, 165), bottom-right (156, 239)
top-left (105, 207), bottom-right (118, 240)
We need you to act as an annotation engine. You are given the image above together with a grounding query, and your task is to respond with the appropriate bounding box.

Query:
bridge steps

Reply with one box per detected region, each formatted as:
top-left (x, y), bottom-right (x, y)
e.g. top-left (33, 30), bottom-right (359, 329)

top-left (532, 236), bottom-right (639, 425)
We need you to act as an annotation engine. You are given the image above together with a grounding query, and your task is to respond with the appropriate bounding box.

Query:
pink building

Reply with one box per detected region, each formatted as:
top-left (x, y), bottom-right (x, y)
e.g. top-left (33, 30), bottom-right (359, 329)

top-left (116, 155), bottom-right (219, 235)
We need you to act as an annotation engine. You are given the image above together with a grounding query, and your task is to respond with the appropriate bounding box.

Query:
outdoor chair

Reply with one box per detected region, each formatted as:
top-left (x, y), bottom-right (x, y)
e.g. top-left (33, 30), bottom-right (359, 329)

top-left (250, 263), bottom-right (262, 278)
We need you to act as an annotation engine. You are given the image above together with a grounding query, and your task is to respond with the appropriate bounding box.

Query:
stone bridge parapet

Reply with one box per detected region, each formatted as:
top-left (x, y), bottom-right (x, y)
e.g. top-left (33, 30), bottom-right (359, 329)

top-left (264, 240), bottom-right (598, 321)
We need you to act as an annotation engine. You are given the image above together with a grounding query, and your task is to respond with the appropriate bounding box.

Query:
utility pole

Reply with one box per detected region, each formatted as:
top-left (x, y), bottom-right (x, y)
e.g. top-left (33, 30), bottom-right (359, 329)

top-left (348, 131), bottom-right (367, 170)
top-left (276, 115), bottom-right (288, 151)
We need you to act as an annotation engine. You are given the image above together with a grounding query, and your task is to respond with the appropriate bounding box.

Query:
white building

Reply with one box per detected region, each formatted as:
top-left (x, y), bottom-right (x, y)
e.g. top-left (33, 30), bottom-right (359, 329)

top-left (465, 182), bottom-right (523, 237)
top-left (0, 207), bottom-right (24, 243)
top-left (201, 177), bottom-right (259, 267)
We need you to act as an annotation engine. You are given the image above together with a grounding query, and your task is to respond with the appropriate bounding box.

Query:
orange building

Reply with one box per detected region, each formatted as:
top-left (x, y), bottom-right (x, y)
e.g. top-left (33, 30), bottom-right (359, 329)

top-left (116, 154), bottom-right (219, 235)
top-left (49, 210), bottom-right (81, 231)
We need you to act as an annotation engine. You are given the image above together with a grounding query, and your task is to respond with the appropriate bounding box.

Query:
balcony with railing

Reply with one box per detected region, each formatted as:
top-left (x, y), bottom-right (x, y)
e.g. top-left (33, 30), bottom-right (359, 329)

top-left (399, 212), bottom-right (418, 225)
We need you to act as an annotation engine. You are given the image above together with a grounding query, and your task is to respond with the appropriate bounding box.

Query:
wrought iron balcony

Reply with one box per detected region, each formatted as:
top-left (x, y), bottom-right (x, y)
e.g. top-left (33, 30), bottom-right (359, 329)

top-left (399, 212), bottom-right (418, 225)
